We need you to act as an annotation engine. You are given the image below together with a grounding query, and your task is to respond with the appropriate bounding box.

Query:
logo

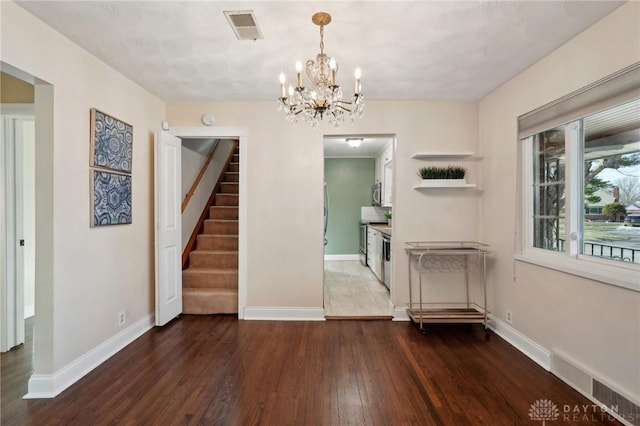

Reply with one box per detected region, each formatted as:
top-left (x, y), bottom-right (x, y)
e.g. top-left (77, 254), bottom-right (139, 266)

top-left (529, 399), bottom-right (560, 425)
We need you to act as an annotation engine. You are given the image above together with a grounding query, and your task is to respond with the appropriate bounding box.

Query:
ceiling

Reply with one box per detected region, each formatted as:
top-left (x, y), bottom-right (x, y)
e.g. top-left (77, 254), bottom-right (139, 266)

top-left (324, 135), bottom-right (392, 157)
top-left (17, 1), bottom-right (624, 103)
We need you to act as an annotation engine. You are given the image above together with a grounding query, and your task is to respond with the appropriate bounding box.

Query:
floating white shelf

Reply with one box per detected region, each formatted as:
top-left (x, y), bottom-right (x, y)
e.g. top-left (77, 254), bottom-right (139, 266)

top-left (413, 179), bottom-right (477, 189)
top-left (411, 151), bottom-right (477, 160)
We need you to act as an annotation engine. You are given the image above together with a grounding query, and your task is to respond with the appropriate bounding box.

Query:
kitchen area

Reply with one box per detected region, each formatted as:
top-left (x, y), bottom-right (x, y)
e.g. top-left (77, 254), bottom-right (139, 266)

top-left (323, 135), bottom-right (394, 318)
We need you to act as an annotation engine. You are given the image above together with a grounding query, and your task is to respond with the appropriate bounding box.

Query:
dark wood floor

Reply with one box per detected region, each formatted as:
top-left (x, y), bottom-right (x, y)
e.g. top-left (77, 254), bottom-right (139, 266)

top-left (1, 316), bottom-right (619, 425)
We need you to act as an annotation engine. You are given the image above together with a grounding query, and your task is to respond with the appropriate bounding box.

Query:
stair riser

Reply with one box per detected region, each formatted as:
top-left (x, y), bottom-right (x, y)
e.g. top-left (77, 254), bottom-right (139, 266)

top-left (204, 220), bottom-right (238, 235)
top-left (189, 252), bottom-right (238, 268)
top-left (183, 291), bottom-right (238, 314)
top-left (182, 271), bottom-right (238, 289)
top-left (228, 163), bottom-right (239, 173)
top-left (220, 182), bottom-right (239, 194)
top-left (232, 154), bottom-right (239, 162)
top-left (197, 235), bottom-right (238, 250)
top-left (209, 207), bottom-right (238, 220)
top-left (215, 193), bottom-right (238, 206)
top-left (224, 173), bottom-right (239, 183)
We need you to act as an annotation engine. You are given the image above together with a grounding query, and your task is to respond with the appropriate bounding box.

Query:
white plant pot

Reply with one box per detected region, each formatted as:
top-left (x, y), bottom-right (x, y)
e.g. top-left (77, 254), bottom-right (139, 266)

top-left (420, 179), bottom-right (467, 187)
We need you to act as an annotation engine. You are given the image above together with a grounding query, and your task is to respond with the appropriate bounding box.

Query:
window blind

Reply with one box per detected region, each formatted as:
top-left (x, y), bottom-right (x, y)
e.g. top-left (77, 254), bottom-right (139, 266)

top-left (518, 62), bottom-right (640, 139)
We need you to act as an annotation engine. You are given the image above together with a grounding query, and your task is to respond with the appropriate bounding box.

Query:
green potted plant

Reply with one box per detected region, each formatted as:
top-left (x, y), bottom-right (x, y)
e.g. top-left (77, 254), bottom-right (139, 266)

top-left (384, 211), bottom-right (392, 226)
top-left (417, 165), bottom-right (468, 187)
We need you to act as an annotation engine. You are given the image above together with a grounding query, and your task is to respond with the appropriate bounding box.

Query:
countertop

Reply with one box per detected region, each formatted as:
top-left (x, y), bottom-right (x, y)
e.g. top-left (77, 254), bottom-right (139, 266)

top-left (368, 224), bottom-right (392, 237)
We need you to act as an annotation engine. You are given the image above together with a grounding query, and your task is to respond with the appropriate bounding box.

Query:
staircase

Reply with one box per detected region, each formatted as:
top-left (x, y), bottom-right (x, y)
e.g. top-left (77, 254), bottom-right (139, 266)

top-left (182, 146), bottom-right (239, 314)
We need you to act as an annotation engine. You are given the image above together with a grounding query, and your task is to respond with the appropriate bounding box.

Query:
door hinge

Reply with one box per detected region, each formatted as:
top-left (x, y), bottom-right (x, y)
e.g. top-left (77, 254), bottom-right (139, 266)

top-left (19, 239), bottom-right (25, 246)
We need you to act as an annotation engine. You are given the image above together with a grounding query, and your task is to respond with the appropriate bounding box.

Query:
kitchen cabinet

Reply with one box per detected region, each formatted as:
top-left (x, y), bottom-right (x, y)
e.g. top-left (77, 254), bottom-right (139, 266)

top-left (382, 160), bottom-right (392, 206)
top-left (367, 227), bottom-right (383, 281)
top-left (375, 144), bottom-right (393, 206)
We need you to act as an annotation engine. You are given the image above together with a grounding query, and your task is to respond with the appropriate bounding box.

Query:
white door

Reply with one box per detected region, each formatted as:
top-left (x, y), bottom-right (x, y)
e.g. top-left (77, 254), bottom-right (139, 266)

top-left (1, 116), bottom-right (33, 351)
top-left (154, 130), bottom-right (182, 326)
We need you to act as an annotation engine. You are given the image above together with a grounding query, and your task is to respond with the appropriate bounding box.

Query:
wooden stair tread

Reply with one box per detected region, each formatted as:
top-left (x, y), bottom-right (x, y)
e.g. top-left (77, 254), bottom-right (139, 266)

top-left (190, 250), bottom-right (238, 254)
top-left (183, 288), bottom-right (237, 295)
top-left (197, 236), bottom-right (238, 242)
top-left (183, 268), bottom-right (238, 274)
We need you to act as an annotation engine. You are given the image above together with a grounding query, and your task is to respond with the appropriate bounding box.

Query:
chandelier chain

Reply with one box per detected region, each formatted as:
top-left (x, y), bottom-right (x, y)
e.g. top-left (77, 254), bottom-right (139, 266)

top-left (319, 25), bottom-right (324, 55)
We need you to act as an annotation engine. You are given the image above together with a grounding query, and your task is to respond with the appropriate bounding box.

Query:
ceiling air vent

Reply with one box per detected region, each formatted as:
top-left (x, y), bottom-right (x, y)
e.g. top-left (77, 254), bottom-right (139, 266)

top-left (224, 10), bottom-right (264, 41)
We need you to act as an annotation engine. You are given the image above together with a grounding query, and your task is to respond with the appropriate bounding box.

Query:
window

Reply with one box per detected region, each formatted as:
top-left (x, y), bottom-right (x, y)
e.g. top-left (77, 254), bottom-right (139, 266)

top-left (585, 207), bottom-right (603, 215)
top-left (531, 126), bottom-right (566, 252)
top-left (517, 64), bottom-right (640, 292)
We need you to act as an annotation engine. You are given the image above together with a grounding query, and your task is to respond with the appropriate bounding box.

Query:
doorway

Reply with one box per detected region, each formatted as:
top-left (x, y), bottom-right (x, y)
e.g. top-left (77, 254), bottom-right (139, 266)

top-left (1, 63), bottom-right (54, 400)
top-left (155, 126), bottom-right (248, 324)
top-left (1, 72), bottom-right (36, 352)
top-left (322, 134), bottom-right (394, 318)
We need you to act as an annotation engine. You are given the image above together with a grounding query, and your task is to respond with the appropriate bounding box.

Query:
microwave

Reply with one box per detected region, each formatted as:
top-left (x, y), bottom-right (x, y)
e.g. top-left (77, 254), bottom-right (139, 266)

top-left (371, 182), bottom-right (382, 206)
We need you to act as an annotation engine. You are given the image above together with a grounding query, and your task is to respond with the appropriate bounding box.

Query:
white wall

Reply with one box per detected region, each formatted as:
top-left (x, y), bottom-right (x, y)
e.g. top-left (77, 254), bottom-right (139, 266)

top-left (1, 1), bottom-right (165, 387)
top-left (479, 2), bottom-right (639, 401)
top-left (181, 146), bottom-right (208, 202)
top-left (0, 116), bottom-right (6, 348)
top-left (167, 101), bottom-right (479, 312)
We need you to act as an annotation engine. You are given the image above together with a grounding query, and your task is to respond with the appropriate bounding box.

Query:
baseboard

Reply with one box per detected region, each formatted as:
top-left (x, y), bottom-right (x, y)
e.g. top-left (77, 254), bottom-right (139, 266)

top-left (24, 313), bottom-right (155, 399)
top-left (24, 304), bottom-right (34, 319)
top-left (489, 316), bottom-right (637, 425)
top-left (392, 307), bottom-right (410, 321)
top-left (324, 254), bottom-right (360, 261)
top-left (243, 307), bottom-right (326, 321)
top-left (487, 314), bottom-right (551, 371)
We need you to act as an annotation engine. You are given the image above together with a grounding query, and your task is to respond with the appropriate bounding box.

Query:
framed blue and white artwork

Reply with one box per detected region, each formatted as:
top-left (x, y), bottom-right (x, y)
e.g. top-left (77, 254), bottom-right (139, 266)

top-left (90, 108), bottom-right (133, 173)
top-left (91, 170), bottom-right (132, 226)
top-left (90, 108), bottom-right (133, 227)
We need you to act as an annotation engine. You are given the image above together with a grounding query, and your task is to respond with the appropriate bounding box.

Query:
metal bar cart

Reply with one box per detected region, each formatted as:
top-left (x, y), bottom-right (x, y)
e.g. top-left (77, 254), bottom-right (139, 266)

top-left (405, 241), bottom-right (489, 335)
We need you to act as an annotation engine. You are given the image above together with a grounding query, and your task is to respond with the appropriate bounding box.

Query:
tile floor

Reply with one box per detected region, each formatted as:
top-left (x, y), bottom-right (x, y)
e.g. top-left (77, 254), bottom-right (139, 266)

top-left (323, 260), bottom-right (392, 317)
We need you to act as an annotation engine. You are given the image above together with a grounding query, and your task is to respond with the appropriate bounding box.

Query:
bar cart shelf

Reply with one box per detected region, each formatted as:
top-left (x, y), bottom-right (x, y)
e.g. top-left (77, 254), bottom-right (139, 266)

top-left (405, 241), bottom-right (489, 335)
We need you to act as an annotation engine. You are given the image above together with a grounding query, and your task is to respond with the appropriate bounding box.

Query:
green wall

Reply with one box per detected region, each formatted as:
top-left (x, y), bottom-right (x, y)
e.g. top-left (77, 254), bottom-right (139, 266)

top-left (324, 158), bottom-right (375, 255)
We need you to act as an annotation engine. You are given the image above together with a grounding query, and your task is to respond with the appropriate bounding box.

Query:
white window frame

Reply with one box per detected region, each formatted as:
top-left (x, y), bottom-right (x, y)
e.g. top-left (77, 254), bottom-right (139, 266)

top-left (516, 120), bottom-right (640, 293)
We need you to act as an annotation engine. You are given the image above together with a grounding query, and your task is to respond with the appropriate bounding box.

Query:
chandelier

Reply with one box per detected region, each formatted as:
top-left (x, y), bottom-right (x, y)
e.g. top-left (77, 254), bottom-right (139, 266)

top-left (277, 12), bottom-right (364, 128)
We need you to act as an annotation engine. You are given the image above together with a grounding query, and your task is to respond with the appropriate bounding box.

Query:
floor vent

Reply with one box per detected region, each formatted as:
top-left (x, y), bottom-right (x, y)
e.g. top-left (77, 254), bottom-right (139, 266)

top-left (552, 352), bottom-right (639, 425)
top-left (223, 10), bottom-right (264, 41)
top-left (551, 352), bottom-right (592, 395)
top-left (593, 380), bottom-right (640, 426)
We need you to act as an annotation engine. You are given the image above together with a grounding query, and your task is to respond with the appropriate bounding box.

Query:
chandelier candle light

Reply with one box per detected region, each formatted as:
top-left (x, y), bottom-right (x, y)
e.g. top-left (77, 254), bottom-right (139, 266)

top-left (277, 12), bottom-right (364, 127)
